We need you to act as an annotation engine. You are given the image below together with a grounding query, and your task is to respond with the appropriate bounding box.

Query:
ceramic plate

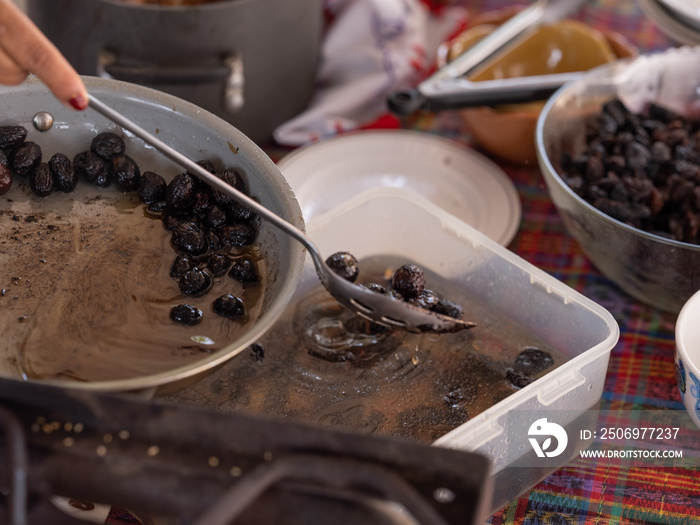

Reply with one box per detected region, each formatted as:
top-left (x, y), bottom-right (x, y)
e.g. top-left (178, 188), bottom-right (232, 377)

top-left (639, 0), bottom-right (700, 45)
top-left (277, 130), bottom-right (521, 246)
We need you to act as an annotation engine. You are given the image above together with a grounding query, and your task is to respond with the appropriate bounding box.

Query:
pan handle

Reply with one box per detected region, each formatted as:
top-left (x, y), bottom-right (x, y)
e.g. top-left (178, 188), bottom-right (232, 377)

top-left (388, 72), bottom-right (581, 114)
top-left (97, 50), bottom-right (245, 113)
top-left (387, 89), bottom-right (426, 115)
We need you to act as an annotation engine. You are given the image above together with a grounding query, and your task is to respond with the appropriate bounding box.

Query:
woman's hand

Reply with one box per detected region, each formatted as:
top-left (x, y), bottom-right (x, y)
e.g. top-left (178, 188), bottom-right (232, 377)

top-left (0, 0), bottom-right (88, 109)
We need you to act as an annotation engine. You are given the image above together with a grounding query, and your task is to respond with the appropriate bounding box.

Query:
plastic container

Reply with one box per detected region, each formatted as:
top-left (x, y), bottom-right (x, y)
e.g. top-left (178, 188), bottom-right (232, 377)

top-left (304, 188), bottom-right (619, 512)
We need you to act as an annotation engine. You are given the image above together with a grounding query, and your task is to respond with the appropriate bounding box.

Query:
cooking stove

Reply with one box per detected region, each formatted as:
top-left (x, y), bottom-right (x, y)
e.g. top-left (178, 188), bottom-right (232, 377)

top-left (0, 377), bottom-right (490, 525)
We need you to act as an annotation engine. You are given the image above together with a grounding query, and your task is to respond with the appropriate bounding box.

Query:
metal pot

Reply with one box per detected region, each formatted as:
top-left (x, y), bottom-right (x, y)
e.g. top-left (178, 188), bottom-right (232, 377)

top-left (0, 75), bottom-right (306, 393)
top-left (26, 0), bottom-right (323, 145)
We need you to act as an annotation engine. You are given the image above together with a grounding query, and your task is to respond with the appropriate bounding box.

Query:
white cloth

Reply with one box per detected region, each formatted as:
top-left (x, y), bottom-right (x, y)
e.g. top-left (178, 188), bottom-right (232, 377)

top-left (273, 0), bottom-right (467, 146)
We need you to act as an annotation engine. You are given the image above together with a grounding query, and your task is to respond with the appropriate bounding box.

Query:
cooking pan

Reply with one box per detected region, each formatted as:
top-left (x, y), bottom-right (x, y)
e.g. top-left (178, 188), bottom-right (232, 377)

top-left (0, 76), bottom-right (305, 394)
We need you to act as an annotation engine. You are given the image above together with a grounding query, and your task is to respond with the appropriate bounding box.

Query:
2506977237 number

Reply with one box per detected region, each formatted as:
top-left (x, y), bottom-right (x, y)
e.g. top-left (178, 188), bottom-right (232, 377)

top-left (598, 427), bottom-right (680, 440)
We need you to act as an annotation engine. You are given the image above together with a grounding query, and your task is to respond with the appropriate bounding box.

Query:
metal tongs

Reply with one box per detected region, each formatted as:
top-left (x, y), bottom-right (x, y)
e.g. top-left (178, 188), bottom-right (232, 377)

top-left (388, 0), bottom-right (589, 115)
top-left (88, 96), bottom-right (475, 334)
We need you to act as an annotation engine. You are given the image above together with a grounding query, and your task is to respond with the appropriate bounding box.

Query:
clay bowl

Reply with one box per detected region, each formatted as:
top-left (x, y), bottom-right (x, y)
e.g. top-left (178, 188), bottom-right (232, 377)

top-left (438, 7), bottom-right (637, 166)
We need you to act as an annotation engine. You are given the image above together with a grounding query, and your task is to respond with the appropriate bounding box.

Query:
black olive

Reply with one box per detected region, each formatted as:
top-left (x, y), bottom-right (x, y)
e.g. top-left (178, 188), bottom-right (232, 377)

top-left (212, 168), bottom-right (246, 206)
top-left (49, 153), bottom-right (77, 193)
top-left (178, 269), bottom-right (212, 297)
top-left (187, 159), bottom-right (216, 181)
top-left (0, 164), bottom-right (11, 196)
top-left (171, 221), bottom-right (208, 256)
top-left (165, 172), bottom-right (196, 215)
top-left (363, 282), bottom-right (387, 294)
top-left (213, 293), bottom-right (245, 318)
top-left (386, 290), bottom-right (405, 301)
top-left (431, 298), bottom-right (464, 320)
top-left (111, 154), bottom-right (141, 193)
top-left (170, 304), bottom-right (203, 326)
top-left (514, 347), bottom-right (554, 375)
top-left (139, 171), bottom-right (167, 204)
top-left (408, 289), bottom-right (439, 310)
top-left (191, 188), bottom-right (213, 215)
top-left (147, 200), bottom-right (168, 215)
top-left (226, 201), bottom-right (256, 224)
top-left (11, 141), bottom-right (41, 176)
top-left (204, 205), bottom-right (227, 229)
top-left (29, 163), bottom-right (53, 197)
top-left (206, 230), bottom-right (223, 253)
top-left (162, 213), bottom-right (184, 231)
top-left (74, 150), bottom-right (110, 187)
top-left (206, 253), bottom-right (232, 277)
top-left (391, 264), bottom-right (425, 298)
top-left (91, 132), bottom-right (125, 160)
top-left (325, 251), bottom-right (359, 282)
top-left (170, 254), bottom-right (197, 279)
top-left (505, 368), bottom-right (535, 389)
top-left (228, 257), bottom-right (259, 285)
top-left (0, 125), bottom-right (27, 150)
top-left (219, 223), bottom-right (255, 247)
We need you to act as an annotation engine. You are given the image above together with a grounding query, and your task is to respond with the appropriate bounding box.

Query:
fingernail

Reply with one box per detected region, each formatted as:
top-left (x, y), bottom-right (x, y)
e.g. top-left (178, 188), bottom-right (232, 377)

top-left (69, 93), bottom-right (88, 111)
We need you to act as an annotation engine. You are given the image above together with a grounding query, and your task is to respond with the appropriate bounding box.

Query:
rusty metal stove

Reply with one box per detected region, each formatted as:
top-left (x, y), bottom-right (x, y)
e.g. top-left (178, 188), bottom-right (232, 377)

top-left (0, 378), bottom-right (490, 525)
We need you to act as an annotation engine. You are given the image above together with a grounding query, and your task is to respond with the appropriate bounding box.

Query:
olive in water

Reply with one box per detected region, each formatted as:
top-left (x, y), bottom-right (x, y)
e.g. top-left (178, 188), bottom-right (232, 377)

top-left (29, 163), bottom-right (53, 197)
top-left (139, 171), bottom-right (167, 204)
top-left (212, 168), bottom-right (246, 206)
top-left (170, 304), bottom-right (203, 326)
top-left (219, 223), bottom-right (256, 247)
top-left (170, 253), bottom-right (197, 279)
top-left (513, 347), bottom-right (553, 375)
top-left (204, 205), bottom-right (227, 229)
top-left (505, 368), bottom-right (535, 389)
top-left (186, 159), bottom-right (216, 182)
top-left (178, 268), bottom-right (212, 297)
top-left (74, 150), bottom-right (110, 187)
top-left (226, 201), bottom-right (256, 224)
top-left (91, 132), bottom-right (125, 160)
top-left (213, 293), bottom-right (245, 318)
top-left (171, 221), bottom-right (208, 256)
top-left (49, 153), bottom-right (77, 193)
top-left (191, 188), bottom-right (213, 216)
top-left (111, 154), bottom-right (141, 193)
top-left (206, 253), bottom-right (232, 277)
top-left (325, 251), bottom-right (359, 282)
top-left (11, 141), bottom-right (42, 177)
top-left (391, 264), bottom-right (426, 298)
top-left (228, 257), bottom-right (259, 285)
top-left (165, 172), bottom-right (196, 215)
top-left (0, 125), bottom-right (27, 150)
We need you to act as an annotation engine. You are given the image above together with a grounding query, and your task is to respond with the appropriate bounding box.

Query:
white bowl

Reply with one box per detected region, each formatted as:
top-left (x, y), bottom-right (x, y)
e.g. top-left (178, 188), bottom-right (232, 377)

top-left (675, 289), bottom-right (700, 430)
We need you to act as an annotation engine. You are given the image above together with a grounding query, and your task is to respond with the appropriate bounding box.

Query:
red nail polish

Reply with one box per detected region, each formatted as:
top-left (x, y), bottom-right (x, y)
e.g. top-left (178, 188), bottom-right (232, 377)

top-left (69, 94), bottom-right (88, 111)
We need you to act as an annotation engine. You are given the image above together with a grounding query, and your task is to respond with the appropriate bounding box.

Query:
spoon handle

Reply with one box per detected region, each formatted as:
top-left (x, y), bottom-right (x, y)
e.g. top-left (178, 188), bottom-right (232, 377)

top-left (87, 95), bottom-right (316, 256)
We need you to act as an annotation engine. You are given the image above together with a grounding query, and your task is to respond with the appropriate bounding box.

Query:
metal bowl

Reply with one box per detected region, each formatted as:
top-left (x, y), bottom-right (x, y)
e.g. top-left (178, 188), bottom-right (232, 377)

top-left (0, 76), bottom-right (305, 393)
top-left (535, 47), bottom-right (700, 313)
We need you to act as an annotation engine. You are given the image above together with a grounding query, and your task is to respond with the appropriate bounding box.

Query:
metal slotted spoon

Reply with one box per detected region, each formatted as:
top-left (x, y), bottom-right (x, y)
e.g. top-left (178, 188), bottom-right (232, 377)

top-left (88, 96), bottom-right (475, 333)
